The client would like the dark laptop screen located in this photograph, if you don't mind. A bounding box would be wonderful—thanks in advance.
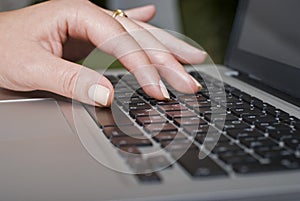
[225,0,300,99]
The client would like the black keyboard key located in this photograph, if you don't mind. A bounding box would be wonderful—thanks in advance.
[166,110,197,120]
[172,150,227,177]
[155,99,180,105]
[129,109,160,118]
[239,137,277,149]
[226,128,264,140]
[157,104,188,113]
[195,134,229,144]
[136,115,167,125]
[255,147,294,160]
[135,172,161,183]
[174,117,207,126]
[219,153,258,165]
[231,107,263,117]
[86,105,133,127]
[215,120,251,131]
[269,130,300,141]
[283,138,300,151]
[183,124,218,135]
[147,155,172,170]
[257,122,292,133]
[124,102,152,111]
[103,126,144,139]
[194,106,225,116]
[161,140,198,152]
[152,131,187,142]
[178,94,207,103]
[243,115,278,125]
[111,136,152,147]
[118,146,141,158]
[211,142,243,154]
[204,113,238,123]
[186,101,211,109]
[144,123,177,133]
[233,162,286,174]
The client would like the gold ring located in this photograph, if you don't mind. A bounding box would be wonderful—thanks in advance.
[112,9,128,19]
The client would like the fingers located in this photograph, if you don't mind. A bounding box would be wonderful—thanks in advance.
[121,5,156,22]
[64,1,169,100]
[102,11,202,93]
[34,52,114,106]
[134,20,207,64]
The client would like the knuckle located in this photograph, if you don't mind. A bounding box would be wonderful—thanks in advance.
[60,69,79,98]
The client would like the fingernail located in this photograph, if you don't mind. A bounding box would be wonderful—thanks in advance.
[159,80,170,99]
[191,76,202,90]
[88,84,110,106]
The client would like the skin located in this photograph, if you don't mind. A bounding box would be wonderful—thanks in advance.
[0,0,206,106]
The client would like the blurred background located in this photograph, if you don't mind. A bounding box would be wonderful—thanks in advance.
[0,0,238,64]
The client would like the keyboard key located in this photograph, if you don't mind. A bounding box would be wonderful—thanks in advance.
[86,105,133,128]
[172,150,227,177]
[215,120,251,131]
[103,126,144,139]
[183,124,218,135]
[211,142,243,154]
[129,109,160,118]
[152,131,187,142]
[219,153,258,165]
[111,136,152,147]
[178,94,207,103]
[123,102,152,111]
[186,101,211,109]
[268,130,300,141]
[158,104,188,113]
[136,115,167,125]
[166,110,197,120]
[195,134,229,144]
[118,146,142,158]
[144,123,177,133]
[226,128,264,140]
[204,113,238,123]
[231,107,263,117]
[255,147,294,160]
[194,106,225,116]
[135,172,162,183]
[239,137,277,149]
[243,115,278,125]
[161,140,198,152]
[147,155,172,170]
[174,117,207,126]
[283,138,300,151]
[232,162,286,174]
[257,122,292,133]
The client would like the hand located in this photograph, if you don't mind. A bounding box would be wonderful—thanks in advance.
[0,0,206,106]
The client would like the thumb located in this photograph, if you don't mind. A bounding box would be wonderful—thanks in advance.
[36,55,114,107]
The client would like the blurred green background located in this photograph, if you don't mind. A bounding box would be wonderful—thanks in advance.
[179,0,238,64]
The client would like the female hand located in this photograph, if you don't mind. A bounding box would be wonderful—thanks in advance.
[0,0,206,106]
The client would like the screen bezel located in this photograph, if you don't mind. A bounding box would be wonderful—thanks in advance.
[225,0,300,99]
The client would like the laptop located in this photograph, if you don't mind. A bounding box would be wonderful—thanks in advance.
[0,0,299,200]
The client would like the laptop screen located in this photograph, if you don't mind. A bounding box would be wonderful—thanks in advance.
[225,0,300,100]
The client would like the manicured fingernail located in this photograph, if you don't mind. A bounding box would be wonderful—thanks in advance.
[88,84,110,106]
[159,80,170,99]
[191,76,202,90]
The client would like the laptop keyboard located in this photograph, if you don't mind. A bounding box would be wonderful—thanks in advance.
[85,71,300,183]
